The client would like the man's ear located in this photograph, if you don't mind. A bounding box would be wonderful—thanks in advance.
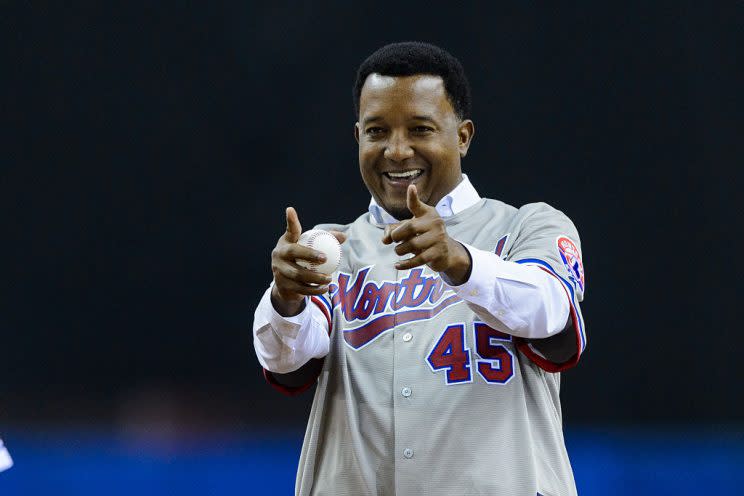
[354,122,361,144]
[457,119,475,157]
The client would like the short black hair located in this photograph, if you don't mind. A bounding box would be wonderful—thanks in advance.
[353,41,472,120]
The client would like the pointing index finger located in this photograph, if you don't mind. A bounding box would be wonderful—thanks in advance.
[382,222,402,244]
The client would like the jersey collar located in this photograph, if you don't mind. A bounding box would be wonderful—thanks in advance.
[368,174,481,226]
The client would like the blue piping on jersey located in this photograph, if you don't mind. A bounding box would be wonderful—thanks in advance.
[516,258,586,352]
[315,293,333,316]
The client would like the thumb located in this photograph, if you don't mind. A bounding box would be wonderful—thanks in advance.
[407,185,429,217]
[285,207,302,242]
[328,230,348,245]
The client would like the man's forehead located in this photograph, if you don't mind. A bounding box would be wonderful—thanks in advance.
[359,73,450,116]
[362,73,444,93]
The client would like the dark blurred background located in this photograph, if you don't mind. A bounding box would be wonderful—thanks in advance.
[2,1,742,494]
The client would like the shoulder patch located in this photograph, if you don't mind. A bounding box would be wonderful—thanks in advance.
[557,236,585,292]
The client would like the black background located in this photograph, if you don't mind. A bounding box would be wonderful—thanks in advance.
[2,2,741,430]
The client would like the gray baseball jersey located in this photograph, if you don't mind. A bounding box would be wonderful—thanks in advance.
[268,198,586,496]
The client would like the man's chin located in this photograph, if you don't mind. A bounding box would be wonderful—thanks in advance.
[386,204,413,221]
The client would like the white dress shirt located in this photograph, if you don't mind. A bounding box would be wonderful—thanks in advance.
[253,175,570,373]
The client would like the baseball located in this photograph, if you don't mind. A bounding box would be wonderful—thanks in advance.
[297,229,342,275]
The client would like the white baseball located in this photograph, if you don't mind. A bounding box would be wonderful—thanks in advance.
[297,229,342,275]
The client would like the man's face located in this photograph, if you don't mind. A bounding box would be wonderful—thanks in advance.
[355,74,474,220]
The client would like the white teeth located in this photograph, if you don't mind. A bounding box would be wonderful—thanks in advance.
[387,170,422,179]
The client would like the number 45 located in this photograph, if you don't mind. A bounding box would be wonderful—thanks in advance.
[426,322,515,385]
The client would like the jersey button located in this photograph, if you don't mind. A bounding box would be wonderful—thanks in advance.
[403,448,414,459]
[402,332,412,342]
[401,387,412,398]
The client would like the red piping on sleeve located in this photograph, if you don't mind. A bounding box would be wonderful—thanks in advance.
[310,296,333,331]
[263,366,323,396]
[263,296,333,396]
[516,266,582,373]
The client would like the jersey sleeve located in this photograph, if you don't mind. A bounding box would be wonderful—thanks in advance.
[504,202,587,372]
[261,293,334,396]
[254,288,333,395]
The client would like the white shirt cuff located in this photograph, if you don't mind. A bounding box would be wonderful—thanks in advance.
[262,289,311,340]
[253,285,331,373]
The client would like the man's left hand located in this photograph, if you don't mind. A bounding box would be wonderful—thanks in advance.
[382,185,472,285]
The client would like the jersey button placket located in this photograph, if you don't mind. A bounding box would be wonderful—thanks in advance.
[392,267,403,487]
[392,266,419,491]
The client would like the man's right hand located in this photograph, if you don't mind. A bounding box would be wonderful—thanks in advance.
[270,207,345,317]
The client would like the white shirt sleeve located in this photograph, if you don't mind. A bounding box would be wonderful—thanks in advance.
[442,242,570,339]
[252,285,331,374]
[0,438,12,473]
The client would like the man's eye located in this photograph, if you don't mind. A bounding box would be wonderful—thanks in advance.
[366,127,384,134]
[412,126,434,133]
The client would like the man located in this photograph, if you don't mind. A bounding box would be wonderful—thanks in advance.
[253,42,586,496]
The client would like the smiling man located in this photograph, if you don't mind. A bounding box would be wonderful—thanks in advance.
[253,42,587,496]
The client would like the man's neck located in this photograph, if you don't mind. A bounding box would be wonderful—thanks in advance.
[368,174,481,225]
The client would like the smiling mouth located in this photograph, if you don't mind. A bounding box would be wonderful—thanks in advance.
[383,170,424,181]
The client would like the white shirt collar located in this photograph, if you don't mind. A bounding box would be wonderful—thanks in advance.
[368,174,481,225]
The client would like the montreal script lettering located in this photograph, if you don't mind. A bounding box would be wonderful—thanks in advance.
[327,268,462,349]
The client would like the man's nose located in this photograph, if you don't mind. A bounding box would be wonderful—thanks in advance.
[383,132,414,162]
